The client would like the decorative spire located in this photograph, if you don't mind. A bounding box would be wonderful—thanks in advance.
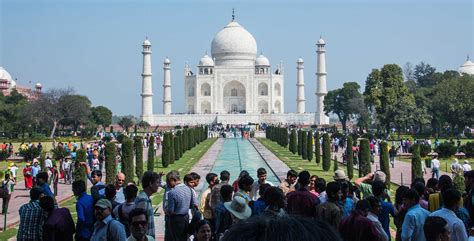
[232,8,235,21]
[468,54,470,61]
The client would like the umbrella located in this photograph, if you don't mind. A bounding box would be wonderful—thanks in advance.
[428,152,438,156]
[455,152,466,157]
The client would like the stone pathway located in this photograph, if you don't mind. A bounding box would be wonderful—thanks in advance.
[249,138,290,182]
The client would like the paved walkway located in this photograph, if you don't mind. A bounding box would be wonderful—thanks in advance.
[249,138,290,182]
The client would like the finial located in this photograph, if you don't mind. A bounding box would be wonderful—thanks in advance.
[232,8,235,21]
[468,54,470,61]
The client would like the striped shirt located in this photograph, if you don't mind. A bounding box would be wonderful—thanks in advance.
[167,183,197,215]
[135,191,155,238]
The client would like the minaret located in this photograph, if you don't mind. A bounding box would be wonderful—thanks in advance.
[315,37,329,124]
[163,57,172,115]
[141,38,153,123]
[296,57,305,113]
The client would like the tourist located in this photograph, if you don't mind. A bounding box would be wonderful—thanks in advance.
[366,196,389,241]
[214,185,234,239]
[90,199,127,241]
[308,175,318,196]
[36,171,54,198]
[412,182,428,210]
[262,186,286,217]
[401,189,430,241]
[23,162,33,190]
[389,145,398,168]
[428,175,452,212]
[333,170,349,183]
[192,220,212,241]
[200,173,219,224]
[32,161,40,186]
[45,156,53,169]
[315,181,343,229]
[233,175,254,204]
[86,169,106,202]
[210,170,230,212]
[451,159,461,175]
[279,169,297,196]
[166,171,198,241]
[462,160,471,172]
[105,184,120,211]
[315,178,327,201]
[250,168,273,201]
[62,158,72,184]
[163,170,180,217]
[127,208,155,241]
[340,199,384,241]
[114,173,126,204]
[232,170,249,192]
[431,154,441,179]
[1,173,14,214]
[354,171,388,198]
[73,180,94,241]
[225,196,252,224]
[372,181,395,240]
[39,195,76,240]
[9,162,18,182]
[250,183,270,216]
[394,186,409,241]
[464,170,474,227]
[51,164,59,196]
[17,187,45,241]
[136,171,161,239]
[221,215,342,241]
[424,216,451,241]
[114,184,138,237]
[340,181,355,218]
[429,188,468,241]
[286,171,318,217]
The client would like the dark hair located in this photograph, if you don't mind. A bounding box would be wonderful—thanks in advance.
[128,208,148,223]
[404,189,420,202]
[424,216,448,241]
[426,178,438,190]
[263,186,285,209]
[30,187,44,200]
[315,178,326,193]
[259,183,271,197]
[39,195,55,212]
[412,177,426,186]
[412,182,425,197]
[395,186,410,206]
[366,196,380,209]
[124,184,138,200]
[220,170,231,181]
[205,173,218,185]
[142,171,161,189]
[238,175,254,190]
[257,168,267,176]
[239,170,249,178]
[36,172,48,181]
[184,174,192,183]
[438,175,452,190]
[355,199,371,211]
[371,180,386,197]
[220,185,234,201]
[190,172,201,180]
[287,169,298,178]
[298,171,311,186]
[166,170,180,181]
[72,180,86,194]
[441,188,461,208]
[220,215,342,241]
[105,184,116,200]
[326,182,341,198]
[192,219,210,236]
[91,170,102,177]
[4,173,10,179]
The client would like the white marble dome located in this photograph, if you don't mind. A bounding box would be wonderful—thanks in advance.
[255,54,270,66]
[211,21,257,66]
[0,66,15,90]
[459,58,474,75]
[297,57,304,63]
[199,54,214,66]
[317,37,325,45]
[164,57,171,64]
[143,39,151,46]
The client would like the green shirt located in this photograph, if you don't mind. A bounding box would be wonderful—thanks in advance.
[359,183,391,199]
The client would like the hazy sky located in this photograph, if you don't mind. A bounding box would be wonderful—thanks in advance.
[1,0,472,116]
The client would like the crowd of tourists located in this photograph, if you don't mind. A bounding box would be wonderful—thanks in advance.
[11,160,474,241]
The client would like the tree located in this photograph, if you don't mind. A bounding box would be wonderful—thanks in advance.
[379,141,390,187]
[359,139,371,176]
[169,133,175,164]
[134,136,144,182]
[289,129,296,154]
[118,117,134,133]
[60,95,92,132]
[307,131,313,162]
[137,120,150,130]
[174,133,181,160]
[315,132,321,165]
[411,144,423,181]
[147,136,155,171]
[414,62,438,88]
[298,130,303,156]
[346,136,354,180]
[74,149,87,183]
[176,130,183,158]
[162,133,171,168]
[403,62,415,82]
[302,131,308,160]
[322,133,331,171]
[121,137,134,184]
[182,128,188,154]
[105,142,116,185]
[91,106,113,129]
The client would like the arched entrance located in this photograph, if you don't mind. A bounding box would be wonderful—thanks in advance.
[258,100,268,113]
[274,101,281,113]
[201,101,211,114]
[223,81,246,113]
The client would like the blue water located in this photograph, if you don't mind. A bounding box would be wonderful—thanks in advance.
[209,138,280,184]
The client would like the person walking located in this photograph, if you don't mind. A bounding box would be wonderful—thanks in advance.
[17,187,46,241]
[73,180,94,241]
[23,162,33,190]
[431,154,441,179]
[32,161,40,186]
[1,173,15,214]
[90,199,127,241]
[36,172,54,198]
[136,171,162,239]
[39,195,76,240]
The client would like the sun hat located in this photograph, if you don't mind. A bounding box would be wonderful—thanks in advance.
[333,170,348,181]
[26,162,31,166]
[374,171,386,183]
[95,199,112,210]
[224,196,252,220]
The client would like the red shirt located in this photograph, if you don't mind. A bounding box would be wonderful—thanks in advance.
[286,188,318,217]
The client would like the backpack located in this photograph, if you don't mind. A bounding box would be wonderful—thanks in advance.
[116,204,131,237]
[91,184,106,203]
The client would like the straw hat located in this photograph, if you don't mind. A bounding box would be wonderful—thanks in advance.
[224,196,252,220]
[333,170,348,181]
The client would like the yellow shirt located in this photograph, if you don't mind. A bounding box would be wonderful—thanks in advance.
[199,187,213,219]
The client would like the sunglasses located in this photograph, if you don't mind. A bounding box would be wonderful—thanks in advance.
[117,179,125,182]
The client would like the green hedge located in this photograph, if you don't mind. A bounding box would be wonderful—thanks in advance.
[105,142,116,185]
[322,133,331,171]
[134,136,144,183]
[359,139,371,176]
[147,136,155,171]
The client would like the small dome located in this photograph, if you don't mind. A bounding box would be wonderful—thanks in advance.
[297,57,304,63]
[199,54,214,66]
[143,39,151,46]
[317,37,326,45]
[459,59,474,75]
[0,67,15,90]
[255,54,270,66]
[35,83,42,88]
[211,21,257,66]
[164,57,171,64]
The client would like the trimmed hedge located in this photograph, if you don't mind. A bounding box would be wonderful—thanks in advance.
[121,137,134,184]
[134,136,144,182]
[359,139,371,176]
[147,136,155,171]
[307,131,313,162]
[105,142,116,185]
[411,144,423,181]
[322,133,331,171]
[315,132,321,165]
[380,141,390,186]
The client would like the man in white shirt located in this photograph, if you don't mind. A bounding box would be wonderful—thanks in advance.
[429,188,468,241]
[250,167,273,201]
[45,156,53,169]
[462,160,471,172]
[431,155,441,179]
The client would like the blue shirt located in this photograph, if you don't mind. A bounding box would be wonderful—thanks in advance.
[76,192,94,239]
[251,199,267,216]
[90,215,127,241]
[430,208,468,241]
[31,166,40,177]
[40,183,54,197]
[167,183,196,215]
[378,200,395,241]
[341,197,354,218]
[401,204,430,241]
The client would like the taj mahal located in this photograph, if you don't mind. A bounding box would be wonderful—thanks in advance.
[140,15,330,126]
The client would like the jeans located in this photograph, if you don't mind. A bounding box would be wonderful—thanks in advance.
[432,168,440,179]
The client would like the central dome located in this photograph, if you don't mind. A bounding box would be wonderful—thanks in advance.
[211,21,257,66]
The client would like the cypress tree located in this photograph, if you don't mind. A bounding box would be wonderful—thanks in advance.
[161,133,169,168]
[134,136,144,183]
[289,129,296,154]
[346,136,354,180]
[105,142,116,184]
[147,136,155,171]
[182,128,187,154]
[188,128,193,150]
[74,149,87,183]
[322,133,331,171]
[170,133,175,164]
[298,130,303,156]
[315,132,321,165]
[109,126,114,134]
[359,139,371,177]
[284,128,289,147]
[175,132,181,159]
[121,137,134,184]
[307,131,313,162]
[411,144,423,182]
[302,131,308,159]
[379,141,390,186]
[204,126,208,140]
